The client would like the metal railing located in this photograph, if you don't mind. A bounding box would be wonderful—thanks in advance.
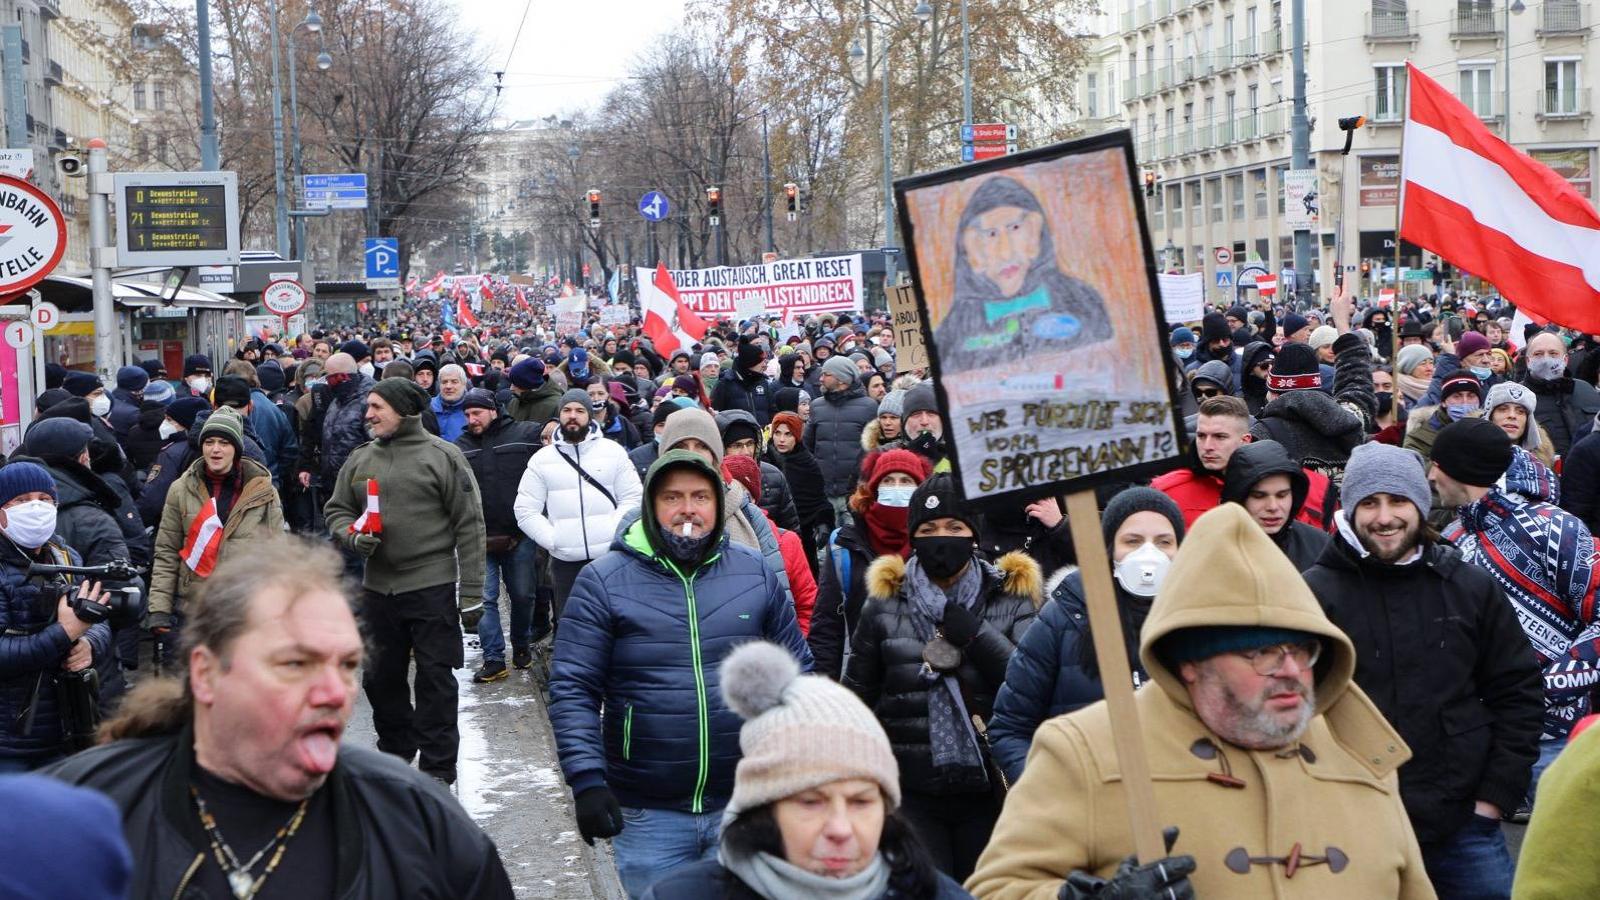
[1539,1,1589,33]
[1261,29,1283,54]
[1125,76,1139,101]
[1235,34,1258,60]
[1140,71,1155,95]
[1194,122,1213,149]
[1237,112,1259,141]
[1160,62,1175,89]
[1121,9,1136,31]
[1261,106,1287,135]
[1537,86,1591,117]
[1366,10,1419,40]
[1162,133,1176,158]
[44,59,62,86]
[1179,58,1195,81]
[1217,119,1236,144]
[1451,6,1500,37]
[1196,49,1215,75]
[37,0,59,19]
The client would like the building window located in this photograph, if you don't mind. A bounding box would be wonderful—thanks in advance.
[1545,59,1580,115]
[133,81,145,110]
[1374,64,1406,121]
[1168,183,1184,229]
[1208,177,1223,223]
[152,82,165,110]
[1190,180,1203,211]
[155,134,168,164]
[1252,168,1268,217]
[1459,65,1495,118]
[1229,174,1245,220]
[1087,72,1099,118]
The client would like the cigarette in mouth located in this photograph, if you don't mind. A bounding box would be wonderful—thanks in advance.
[681,521,693,537]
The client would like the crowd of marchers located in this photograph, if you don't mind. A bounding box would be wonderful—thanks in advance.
[2,279,1599,900]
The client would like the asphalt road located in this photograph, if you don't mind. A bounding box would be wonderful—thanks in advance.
[344,641,625,900]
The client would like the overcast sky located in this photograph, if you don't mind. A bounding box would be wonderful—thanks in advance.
[453,0,689,123]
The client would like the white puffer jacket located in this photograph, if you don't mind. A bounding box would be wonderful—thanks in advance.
[514,425,643,562]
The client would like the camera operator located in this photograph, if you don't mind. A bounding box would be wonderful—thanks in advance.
[0,461,112,773]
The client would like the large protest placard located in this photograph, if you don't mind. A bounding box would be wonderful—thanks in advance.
[886,285,928,372]
[895,129,1186,506]
[1157,272,1205,323]
[637,253,863,321]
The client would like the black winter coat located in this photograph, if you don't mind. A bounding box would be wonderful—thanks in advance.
[806,382,879,497]
[1560,426,1600,530]
[43,727,515,899]
[1524,374,1600,457]
[297,375,374,487]
[455,416,542,539]
[124,402,168,472]
[770,444,832,532]
[107,389,141,440]
[628,440,660,480]
[712,370,776,426]
[1220,439,1329,571]
[1250,333,1373,486]
[843,552,1041,794]
[1302,534,1544,843]
[808,520,875,680]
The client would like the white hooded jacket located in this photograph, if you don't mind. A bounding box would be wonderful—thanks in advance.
[514,424,642,562]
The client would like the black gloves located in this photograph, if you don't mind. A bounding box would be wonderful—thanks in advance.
[1058,827,1196,900]
[574,786,623,846]
[941,600,983,647]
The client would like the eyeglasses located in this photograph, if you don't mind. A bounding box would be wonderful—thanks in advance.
[1234,639,1321,676]
[1195,388,1223,399]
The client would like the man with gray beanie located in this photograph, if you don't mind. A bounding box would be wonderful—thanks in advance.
[1303,440,1542,897]
[805,355,879,521]
[514,387,641,631]
[1433,417,1600,819]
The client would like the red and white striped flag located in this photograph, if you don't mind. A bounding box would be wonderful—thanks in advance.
[641,262,709,356]
[349,479,382,535]
[1401,61,1600,331]
[457,295,480,328]
[1254,274,1277,297]
[180,498,225,577]
[515,285,531,311]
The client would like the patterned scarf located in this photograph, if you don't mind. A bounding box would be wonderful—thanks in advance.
[903,557,987,785]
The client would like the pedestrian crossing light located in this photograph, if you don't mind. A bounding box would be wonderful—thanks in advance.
[784,182,798,221]
[707,186,722,226]
[587,189,602,228]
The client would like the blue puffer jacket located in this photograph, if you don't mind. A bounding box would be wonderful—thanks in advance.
[431,394,468,443]
[248,389,298,487]
[549,454,813,814]
[0,536,110,764]
[987,571,1149,783]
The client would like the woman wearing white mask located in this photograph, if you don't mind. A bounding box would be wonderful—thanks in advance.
[987,487,1184,784]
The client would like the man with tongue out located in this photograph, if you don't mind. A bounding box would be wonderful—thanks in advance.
[45,537,514,899]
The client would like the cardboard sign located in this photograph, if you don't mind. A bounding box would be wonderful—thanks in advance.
[886,285,929,372]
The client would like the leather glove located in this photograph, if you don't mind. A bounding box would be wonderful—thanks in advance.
[1058,827,1195,900]
[146,611,175,634]
[941,600,983,647]
[574,786,623,846]
[460,603,484,632]
[350,533,381,558]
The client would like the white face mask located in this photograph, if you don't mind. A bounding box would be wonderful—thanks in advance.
[1113,541,1172,598]
[2,500,57,550]
[89,394,111,417]
[358,362,376,378]
[188,377,211,395]
[159,420,181,440]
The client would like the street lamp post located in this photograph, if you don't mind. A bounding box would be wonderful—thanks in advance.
[961,0,971,128]
[851,3,932,290]
[286,9,330,261]
[1504,0,1526,143]
[266,0,290,259]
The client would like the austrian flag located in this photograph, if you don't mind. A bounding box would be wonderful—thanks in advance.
[180,498,224,577]
[1400,61,1600,332]
[350,479,382,535]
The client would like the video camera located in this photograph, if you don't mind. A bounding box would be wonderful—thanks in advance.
[28,559,145,628]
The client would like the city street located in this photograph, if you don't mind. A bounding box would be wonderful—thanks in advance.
[343,642,624,900]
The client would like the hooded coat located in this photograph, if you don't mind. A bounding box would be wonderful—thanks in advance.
[968,505,1435,899]
[931,176,1112,371]
[507,380,563,425]
[1250,333,1373,486]
[1221,440,1330,571]
[548,450,813,814]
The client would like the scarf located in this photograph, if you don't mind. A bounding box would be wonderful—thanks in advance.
[903,557,987,786]
[205,466,244,522]
[721,848,889,900]
[862,503,912,559]
[1397,372,1431,404]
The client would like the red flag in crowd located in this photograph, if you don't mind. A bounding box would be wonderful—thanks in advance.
[349,480,382,535]
[457,294,480,328]
[642,262,709,356]
[180,498,224,576]
[516,286,531,311]
[1400,61,1600,331]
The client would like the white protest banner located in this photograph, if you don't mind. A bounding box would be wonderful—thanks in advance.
[1157,272,1204,323]
[648,253,863,320]
[599,305,632,326]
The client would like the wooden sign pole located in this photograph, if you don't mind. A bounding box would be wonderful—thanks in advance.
[1064,490,1166,864]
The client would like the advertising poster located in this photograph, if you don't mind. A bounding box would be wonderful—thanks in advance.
[895,130,1186,505]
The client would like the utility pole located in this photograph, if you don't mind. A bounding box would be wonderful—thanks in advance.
[265,0,290,259]
[881,46,895,285]
[198,0,219,170]
[1290,0,1311,304]
[87,139,119,383]
[961,0,971,127]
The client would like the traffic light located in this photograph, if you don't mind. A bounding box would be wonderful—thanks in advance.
[586,189,601,228]
[1360,260,1371,275]
[1144,172,1157,198]
[784,182,798,220]
[706,185,722,226]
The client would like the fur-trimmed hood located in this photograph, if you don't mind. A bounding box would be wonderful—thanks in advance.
[860,417,903,452]
[865,549,1044,609]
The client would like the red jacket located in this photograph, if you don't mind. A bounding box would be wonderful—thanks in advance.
[763,511,817,635]
[1154,463,1333,530]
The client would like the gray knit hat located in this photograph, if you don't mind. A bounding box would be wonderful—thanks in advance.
[720,641,900,818]
[558,388,591,414]
[1396,344,1434,376]
[878,389,906,419]
[820,354,858,385]
[1342,442,1431,516]
[1308,325,1339,351]
[1484,381,1540,451]
[659,406,725,466]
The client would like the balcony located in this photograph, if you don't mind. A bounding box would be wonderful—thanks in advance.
[1140,71,1155,95]
[1157,0,1174,17]
[1195,49,1215,75]
[43,59,61,86]
[50,128,67,150]
[1159,62,1175,89]
[1161,133,1176,158]
[1121,9,1135,31]
[1179,58,1194,81]
[1217,119,1236,144]
[1194,122,1213,149]
[1538,1,1590,34]
[1140,0,1156,26]
[1260,106,1287,135]
[1451,7,1501,39]
[1237,112,1260,141]
[1261,29,1283,54]
[1124,76,1139,100]
[1366,10,1419,41]
[37,0,59,19]
[1537,87,1592,119]
[1235,34,1258,61]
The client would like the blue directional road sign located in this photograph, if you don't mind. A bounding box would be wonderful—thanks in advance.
[364,237,400,289]
[638,191,671,222]
[303,173,368,210]
[1216,269,1233,288]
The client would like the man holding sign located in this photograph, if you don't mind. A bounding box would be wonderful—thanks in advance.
[968,504,1433,898]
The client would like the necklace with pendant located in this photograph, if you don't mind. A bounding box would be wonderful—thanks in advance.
[191,785,311,899]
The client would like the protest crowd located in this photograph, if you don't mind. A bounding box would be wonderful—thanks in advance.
[3,257,1600,900]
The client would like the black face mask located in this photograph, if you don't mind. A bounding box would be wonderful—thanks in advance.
[1375,390,1395,417]
[658,524,713,566]
[910,431,942,457]
[915,535,974,580]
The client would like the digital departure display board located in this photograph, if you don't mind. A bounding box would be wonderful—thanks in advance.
[114,172,241,266]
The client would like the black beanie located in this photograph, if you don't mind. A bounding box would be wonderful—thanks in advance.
[1100,486,1186,548]
[907,473,979,536]
[652,401,682,429]
[1200,312,1231,344]
[736,341,765,373]
[1432,418,1513,488]
[902,383,939,420]
[1267,343,1322,392]
[370,378,429,417]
